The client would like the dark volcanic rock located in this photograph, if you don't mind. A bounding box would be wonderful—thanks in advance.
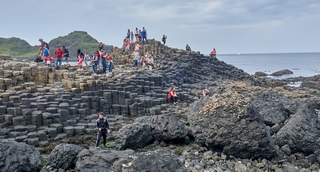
[45,144,83,170]
[0,139,43,172]
[188,91,276,159]
[111,150,190,172]
[271,69,293,76]
[252,92,290,126]
[75,148,135,172]
[275,103,320,153]
[254,71,268,76]
[116,114,188,150]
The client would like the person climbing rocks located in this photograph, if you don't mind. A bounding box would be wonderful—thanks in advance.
[134,43,140,53]
[84,52,90,66]
[62,45,70,66]
[95,112,111,148]
[162,35,167,45]
[54,46,63,69]
[141,27,148,44]
[38,38,49,51]
[186,44,191,51]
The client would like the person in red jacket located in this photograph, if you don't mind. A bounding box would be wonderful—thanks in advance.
[54,46,64,69]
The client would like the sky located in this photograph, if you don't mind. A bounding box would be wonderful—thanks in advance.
[0,0,320,54]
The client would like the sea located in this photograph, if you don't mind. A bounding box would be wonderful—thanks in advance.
[217,52,320,79]
[69,52,320,79]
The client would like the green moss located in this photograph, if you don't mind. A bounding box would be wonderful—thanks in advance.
[99,141,116,150]
[43,157,48,166]
[188,140,197,146]
[174,147,184,155]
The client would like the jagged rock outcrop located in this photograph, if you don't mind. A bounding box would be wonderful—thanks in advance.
[116,114,188,150]
[275,103,320,153]
[75,148,135,172]
[252,92,290,126]
[111,150,190,172]
[0,139,43,172]
[188,91,276,159]
[44,144,83,170]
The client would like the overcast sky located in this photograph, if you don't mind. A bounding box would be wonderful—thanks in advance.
[1,0,319,54]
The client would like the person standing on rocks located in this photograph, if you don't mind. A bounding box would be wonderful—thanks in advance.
[101,51,107,74]
[135,28,139,42]
[186,44,191,51]
[62,46,70,66]
[95,112,111,148]
[54,46,63,69]
[106,52,113,73]
[77,49,84,71]
[134,43,140,53]
[43,44,50,65]
[84,52,90,66]
[38,38,49,51]
[126,29,130,39]
[130,31,134,43]
[91,52,99,75]
[99,42,104,51]
[162,35,167,45]
[131,50,139,66]
[141,27,148,44]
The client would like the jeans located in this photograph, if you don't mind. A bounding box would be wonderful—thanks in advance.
[142,36,148,44]
[92,63,97,74]
[109,62,113,72]
[134,60,138,66]
[55,58,62,69]
[101,60,107,74]
[95,131,106,147]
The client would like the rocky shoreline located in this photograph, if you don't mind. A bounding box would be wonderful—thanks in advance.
[1,40,320,172]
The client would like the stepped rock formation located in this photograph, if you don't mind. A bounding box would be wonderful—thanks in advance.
[188,91,276,159]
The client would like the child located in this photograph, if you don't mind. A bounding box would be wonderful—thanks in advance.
[45,56,54,67]
[77,49,84,70]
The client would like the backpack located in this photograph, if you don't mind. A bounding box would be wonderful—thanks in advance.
[167,91,171,99]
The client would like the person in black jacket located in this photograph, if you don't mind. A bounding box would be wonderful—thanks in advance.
[95,112,111,148]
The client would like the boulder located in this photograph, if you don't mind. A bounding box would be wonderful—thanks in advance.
[254,71,268,76]
[271,69,293,76]
[252,92,290,126]
[75,147,135,172]
[0,139,43,172]
[115,114,188,150]
[111,150,190,172]
[46,143,83,170]
[275,103,320,153]
[188,91,276,159]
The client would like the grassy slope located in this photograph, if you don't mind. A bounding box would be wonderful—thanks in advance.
[0,31,99,58]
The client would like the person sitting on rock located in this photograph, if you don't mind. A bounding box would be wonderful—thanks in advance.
[147,56,154,70]
[95,112,111,148]
[45,56,54,67]
[137,56,143,66]
[169,87,178,104]
[203,88,210,96]
[186,44,191,51]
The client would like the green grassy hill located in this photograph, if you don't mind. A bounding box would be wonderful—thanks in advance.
[0,37,38,57]
[0,31,100,59]
[49,31,99,58]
